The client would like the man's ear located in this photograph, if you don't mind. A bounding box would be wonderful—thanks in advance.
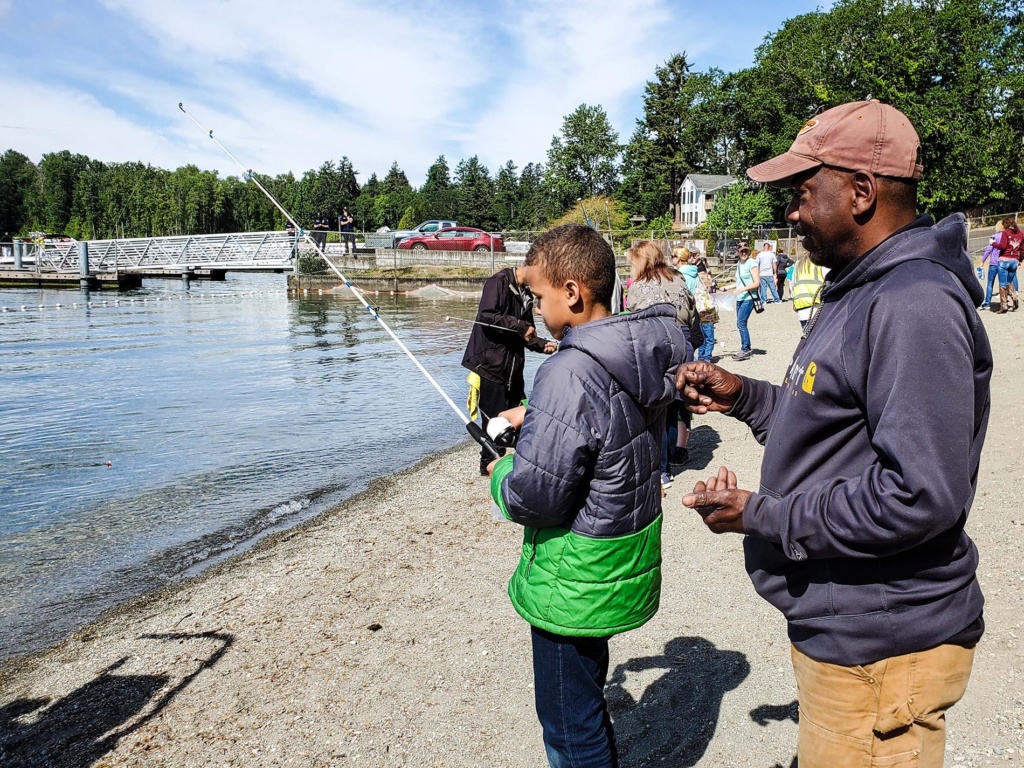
[851,170,878,217]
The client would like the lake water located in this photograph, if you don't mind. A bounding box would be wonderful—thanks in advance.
[0,273,538,661]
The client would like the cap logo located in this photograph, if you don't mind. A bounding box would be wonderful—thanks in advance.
[797,119,818,136]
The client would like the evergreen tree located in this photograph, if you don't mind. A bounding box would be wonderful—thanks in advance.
[378,162,414,228]
[545,104,621,211]
[454,156,496,229]
[0,150,38,235]
[421,155,457,219]
[493,160,519,229]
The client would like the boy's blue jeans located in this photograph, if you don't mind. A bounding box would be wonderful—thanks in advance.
[984,264,998,305]
[532,626,619,768]
[697,322,716,361]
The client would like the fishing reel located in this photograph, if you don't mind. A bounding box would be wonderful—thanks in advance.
[486,416,518,448]
[465,416,519,461]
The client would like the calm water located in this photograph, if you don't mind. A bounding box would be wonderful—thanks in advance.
[0,273,537,661]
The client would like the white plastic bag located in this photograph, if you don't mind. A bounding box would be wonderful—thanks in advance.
[713,292,737,313]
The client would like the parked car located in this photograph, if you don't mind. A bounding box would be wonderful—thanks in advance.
[398,227,505,253]
[712,238,741,263]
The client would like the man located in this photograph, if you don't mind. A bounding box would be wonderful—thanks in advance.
[677,100,991,768]
[313,214,330,252]
[461,266,555,476]
[339,207,355,254]
[774,248,792,300]
[755,241,780,303]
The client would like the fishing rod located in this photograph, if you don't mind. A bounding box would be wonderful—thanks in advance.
[443,315,521,334]
[177,103,502,460]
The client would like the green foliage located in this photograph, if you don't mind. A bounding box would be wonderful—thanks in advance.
[705,184,774,230]
[0,150,38,235]
[646,212,675,232]
[618,56,732,222]
[397,206,419,229]
[546,196,629,231]
[545,104,621,210]
[726,0,1024,215]
[455,156,496,229]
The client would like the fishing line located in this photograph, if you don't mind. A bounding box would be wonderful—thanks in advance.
[443,315,520,334]
[177,103,501,459]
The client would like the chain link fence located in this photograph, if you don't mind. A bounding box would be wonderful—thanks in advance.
[294,226,809,283]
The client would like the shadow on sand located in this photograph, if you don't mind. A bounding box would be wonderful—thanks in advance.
[608,635,750,767]
[0,630,233,768]
[681,424,722,473]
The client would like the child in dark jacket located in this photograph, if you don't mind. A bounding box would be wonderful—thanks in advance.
[487,225,691,767]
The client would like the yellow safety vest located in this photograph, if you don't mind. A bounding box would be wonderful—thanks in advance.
[791,259,826,311]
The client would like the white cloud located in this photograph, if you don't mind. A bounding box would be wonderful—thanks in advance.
[0,74,186,168]
[0,0,10,20]
[1,0,823,186]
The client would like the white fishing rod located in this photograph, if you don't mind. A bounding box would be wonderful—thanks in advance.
[178,102,502,459]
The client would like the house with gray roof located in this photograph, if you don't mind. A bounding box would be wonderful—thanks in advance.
[677,173,737,231]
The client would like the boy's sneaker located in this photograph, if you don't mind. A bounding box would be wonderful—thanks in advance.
[660,472,673,488]
[734,349,753,361]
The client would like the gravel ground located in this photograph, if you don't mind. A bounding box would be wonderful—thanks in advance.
[1,301,1022,768]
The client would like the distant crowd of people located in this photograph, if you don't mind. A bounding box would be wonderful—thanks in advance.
[460,100,990,768]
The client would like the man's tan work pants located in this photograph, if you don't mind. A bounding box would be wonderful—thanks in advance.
[792,642,975,767]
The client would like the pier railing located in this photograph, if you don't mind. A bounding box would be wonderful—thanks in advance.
[32,231,299,274]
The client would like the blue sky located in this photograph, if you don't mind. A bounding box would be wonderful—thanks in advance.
[0,0,825,185]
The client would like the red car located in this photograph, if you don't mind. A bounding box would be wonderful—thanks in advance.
[397,227,505,253]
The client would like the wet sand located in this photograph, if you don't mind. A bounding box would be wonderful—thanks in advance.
[1,302,1022,767]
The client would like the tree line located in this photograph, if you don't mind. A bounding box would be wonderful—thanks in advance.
[1,0,1021,240]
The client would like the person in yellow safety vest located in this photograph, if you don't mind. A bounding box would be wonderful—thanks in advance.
[791,256,828,330]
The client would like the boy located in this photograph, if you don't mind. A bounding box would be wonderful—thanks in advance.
[487,225,691,767]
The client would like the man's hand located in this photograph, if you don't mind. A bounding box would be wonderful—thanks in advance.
[497,405,527,430]
[523,326,537,342]
[486,458,499,476]
[676,362,743,414]
[680,466,751,534]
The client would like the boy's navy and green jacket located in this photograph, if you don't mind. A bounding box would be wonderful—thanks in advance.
[732,214,991,666]
[490,304,691,637]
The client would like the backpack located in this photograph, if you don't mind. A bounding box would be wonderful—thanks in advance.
[692,277,719,324]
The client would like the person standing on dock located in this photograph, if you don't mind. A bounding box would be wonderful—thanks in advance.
[313,214,330,253]
[461,266,554,476]
[339,208,355,254]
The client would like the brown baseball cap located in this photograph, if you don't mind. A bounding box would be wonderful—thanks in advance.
[747,100,923,186]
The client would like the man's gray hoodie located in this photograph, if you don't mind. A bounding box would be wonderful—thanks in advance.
[730,214,992,665]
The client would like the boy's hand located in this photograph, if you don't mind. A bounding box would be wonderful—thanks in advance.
[485,458,500,476]
[497,405,527,430]
[681,466,750,534]
[542,340,557,354]
[677,362,742,414]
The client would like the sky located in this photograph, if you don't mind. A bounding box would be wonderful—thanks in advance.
[0,0,825,186]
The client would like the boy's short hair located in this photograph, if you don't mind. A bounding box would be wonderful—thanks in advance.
[525,225,616,309]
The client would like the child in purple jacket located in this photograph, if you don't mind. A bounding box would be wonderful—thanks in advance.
[982,234,1000,307]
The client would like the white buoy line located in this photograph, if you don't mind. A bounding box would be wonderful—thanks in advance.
[0,290,290,313]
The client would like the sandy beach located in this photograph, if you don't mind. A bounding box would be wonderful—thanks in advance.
[2,301,1022,768]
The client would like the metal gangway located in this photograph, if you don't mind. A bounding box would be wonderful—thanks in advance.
[32,231,298,275]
